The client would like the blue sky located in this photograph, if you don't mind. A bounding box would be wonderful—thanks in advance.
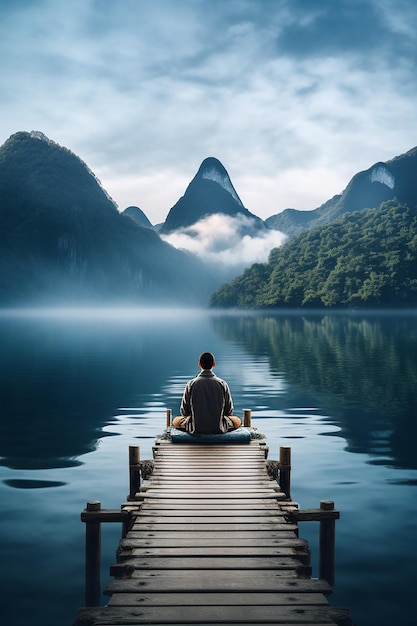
[1,0,417,223]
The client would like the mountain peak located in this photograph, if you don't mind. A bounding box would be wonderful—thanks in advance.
[122,205,153,229]
[5,130,116,207]
[159,157,262,234]
[29,130,58,146]
[197,157,243,206]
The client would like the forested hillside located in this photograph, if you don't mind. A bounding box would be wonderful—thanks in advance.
[210,200,417,308]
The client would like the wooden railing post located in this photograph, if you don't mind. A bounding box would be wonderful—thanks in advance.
[81,504,134,605]
[128,445,140,500]
[319,500,336,586]
[84,501,101,607]
[243,409,252,427]
[166,408,172,428]
[279,446,291,497]
[289,501,340,587]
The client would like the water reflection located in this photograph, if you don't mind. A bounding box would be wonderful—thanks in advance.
[211,311,417,469]
[2,309,417,472]
[0,308,416,626]
[3,479,67,489]
[0,310,203,469]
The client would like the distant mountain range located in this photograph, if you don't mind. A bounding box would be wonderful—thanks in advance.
[266,147,417,237]
[130,146,417,243]
[1,129,417,307]
[0,132,217,305]
[121,147,417,243]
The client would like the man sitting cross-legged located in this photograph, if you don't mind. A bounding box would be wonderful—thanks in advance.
[172,351,242,434]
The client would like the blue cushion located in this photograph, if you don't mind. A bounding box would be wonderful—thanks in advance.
[170,427,252,444]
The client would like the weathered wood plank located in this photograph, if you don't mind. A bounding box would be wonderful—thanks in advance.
[153,454,265,459]
[139,500,281,507]
[150,474,273,480]
[143,481,278,488]
[107,591,328,607]
[152,465,270,469]
[153,455,268,460]
[132,511,285,525]
[154,449,264,453]
[110,556,310,574]
[154,443,262,450]
[153,467,270,471]
[77,616,337,626]
[135,510,286,517]
[121,568,302,580]
[77,615,338,626]
[125,530,299,540]
[153,457,266,463]
[152,464,267,470]
[134,504,284,514]
[86,604,340,624]
[147,482,277,488]
[148,482,276,488]
[144,482,277,488]
[105,572,332,594]
[154,451,264,457]
[153,463,268,468]
[141,492,281,499]
[139,505,282,512]
[118,537,307,549]
[128,522,297,533]
[142,488,280,494]
[151,474,270,479]
[137,498,284,505]
[291,509,340,522]
[155,451,265,455]
[153,459,269,464]
[119,546,309,557]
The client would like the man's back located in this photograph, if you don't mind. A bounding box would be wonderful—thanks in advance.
[180,370,233,434]
[172,351,241,435]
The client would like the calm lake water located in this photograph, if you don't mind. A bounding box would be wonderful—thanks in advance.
[0,308,416,626]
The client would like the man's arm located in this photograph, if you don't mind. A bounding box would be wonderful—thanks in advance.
[180,381,192,417]
[223,382,234,417]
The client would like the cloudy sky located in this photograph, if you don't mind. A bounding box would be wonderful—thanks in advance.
[1,0,417,224]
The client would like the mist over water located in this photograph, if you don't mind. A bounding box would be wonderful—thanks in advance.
[0,307,416,626]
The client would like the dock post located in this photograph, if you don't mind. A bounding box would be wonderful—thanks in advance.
[279,446,291,497]
[243,409,252,427]
[166,408,172,428]
[128,445,141,500]
[85,501,101,607]
[319,500,336,586]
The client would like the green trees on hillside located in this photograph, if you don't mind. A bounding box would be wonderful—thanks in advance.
[210,200,417,308]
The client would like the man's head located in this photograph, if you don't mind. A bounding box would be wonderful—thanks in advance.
[198,351,215,370]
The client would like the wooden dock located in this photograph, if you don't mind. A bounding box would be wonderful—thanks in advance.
[74,434,354,625]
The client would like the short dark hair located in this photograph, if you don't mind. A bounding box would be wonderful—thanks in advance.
[199,352,215,369]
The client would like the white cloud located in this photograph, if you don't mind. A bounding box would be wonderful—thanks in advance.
[161,214,287,268]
